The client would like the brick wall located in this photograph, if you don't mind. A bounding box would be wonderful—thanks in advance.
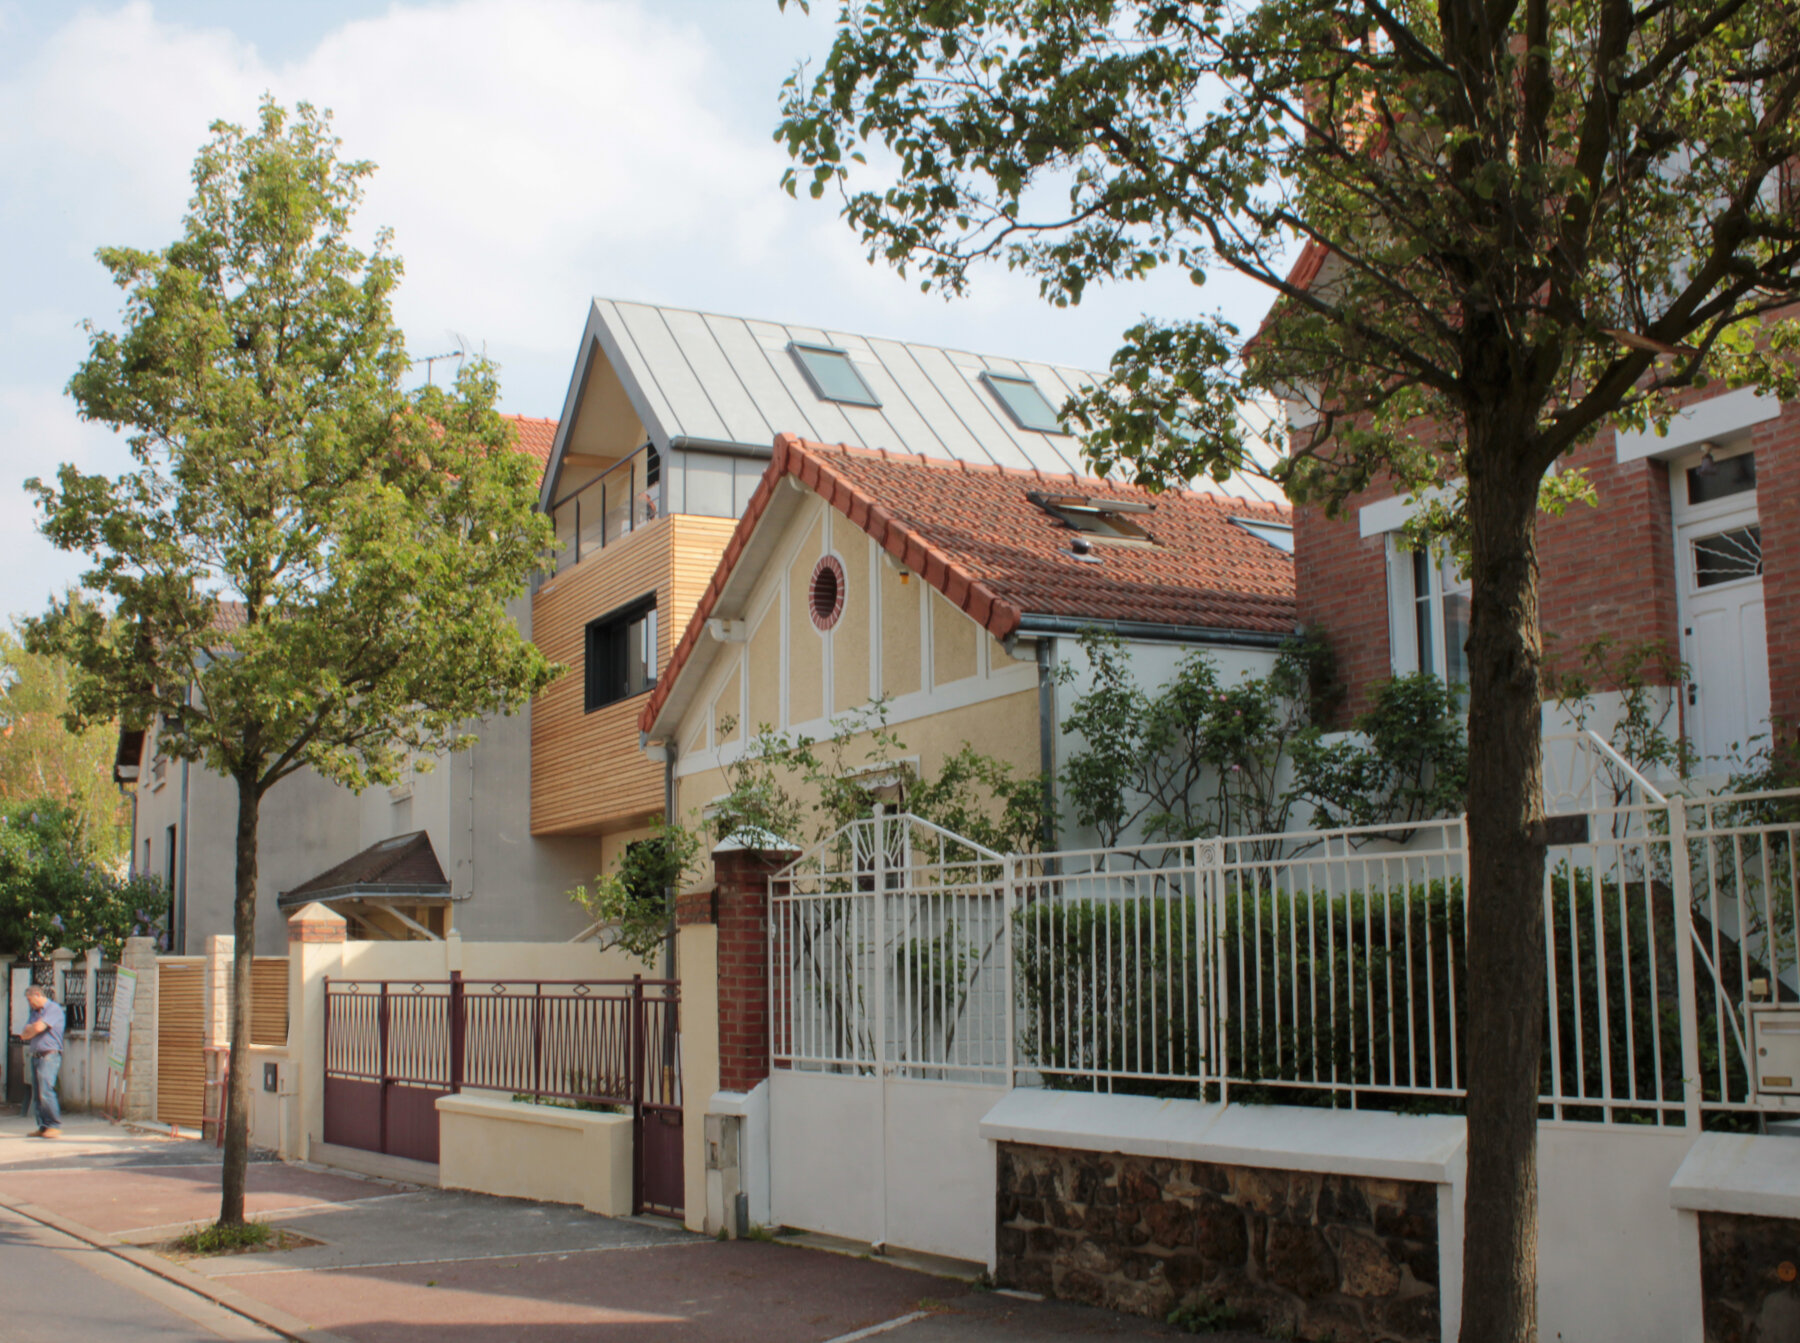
[1757,408,1800,744]
[1291,402,1800,726]
[707,846,796,1094]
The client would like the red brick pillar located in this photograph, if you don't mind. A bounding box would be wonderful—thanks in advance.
[708,842,797,1094]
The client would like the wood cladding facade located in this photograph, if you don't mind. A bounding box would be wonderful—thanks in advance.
[531,513,738,835]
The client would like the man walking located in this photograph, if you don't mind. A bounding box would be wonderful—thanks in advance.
[19,985,64,1138]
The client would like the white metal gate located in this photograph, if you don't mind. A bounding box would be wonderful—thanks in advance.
[767,809,1010,1260]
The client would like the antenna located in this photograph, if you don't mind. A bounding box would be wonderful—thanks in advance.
[412,350,459,386]
[411,334,472,386]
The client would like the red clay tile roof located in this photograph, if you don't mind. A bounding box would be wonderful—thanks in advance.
[504,414,557,478]
[640,434,1295,734]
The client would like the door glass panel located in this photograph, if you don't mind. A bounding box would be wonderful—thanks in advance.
[1693,525,1762,588]
[1686,451,1756,505]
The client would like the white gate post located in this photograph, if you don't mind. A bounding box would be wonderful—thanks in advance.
[1002,854,1016,1086]
[871,805,889,1251]
[1668,802,1705,1129]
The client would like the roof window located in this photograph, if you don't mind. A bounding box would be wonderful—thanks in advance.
[982,371,1064,433]
[790,342,881,408]
[1231,517,1295,554]
[1028,491,1156,543]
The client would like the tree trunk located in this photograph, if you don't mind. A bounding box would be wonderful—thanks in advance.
[1458,423,1550,1343]
[218,772,262,1227]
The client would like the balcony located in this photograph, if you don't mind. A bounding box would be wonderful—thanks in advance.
[549,443,660,573]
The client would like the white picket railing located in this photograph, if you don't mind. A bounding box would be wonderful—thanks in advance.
[768,780,1800,1127]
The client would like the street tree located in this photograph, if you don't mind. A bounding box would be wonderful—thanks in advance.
[777,2,1800,1337]
[28,100,557,1227]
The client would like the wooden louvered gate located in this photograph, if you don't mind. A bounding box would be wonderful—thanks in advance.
[156,959,206,1128]
[251,957,289,1045]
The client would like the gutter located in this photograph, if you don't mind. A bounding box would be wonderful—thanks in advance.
[666,435,773,460]
[1013,614,1293,650]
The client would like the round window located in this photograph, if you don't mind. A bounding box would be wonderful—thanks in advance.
[809,554,846,631]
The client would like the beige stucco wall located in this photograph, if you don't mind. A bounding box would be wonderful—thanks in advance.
[670,490,1043,833]
[437,1093,632,1216]
[674,689,1040,842]
[678,922,720,1232]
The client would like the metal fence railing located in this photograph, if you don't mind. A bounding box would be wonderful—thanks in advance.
[323,974,678,1112]
[771,783,1800,1129]
[771,810,1010,1084]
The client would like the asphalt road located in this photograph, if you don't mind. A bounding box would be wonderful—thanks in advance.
[0,1204,278,1342]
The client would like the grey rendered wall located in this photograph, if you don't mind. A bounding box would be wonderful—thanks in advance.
[131,593,609,952]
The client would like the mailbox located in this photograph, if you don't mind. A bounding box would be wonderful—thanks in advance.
[1750,1004,1800,1098]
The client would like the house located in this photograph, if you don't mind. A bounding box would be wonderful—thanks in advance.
[120,297,1285,950]
[636,431,1297,845]
[1293,380,1790,770]
[531,297,1287,862]
[116,415,608,952]
[1273,232,1791,772]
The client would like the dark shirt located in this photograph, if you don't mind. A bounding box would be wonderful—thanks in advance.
[25,999,64,1055]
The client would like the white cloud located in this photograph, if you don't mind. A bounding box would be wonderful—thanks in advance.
[0,0,1277,621]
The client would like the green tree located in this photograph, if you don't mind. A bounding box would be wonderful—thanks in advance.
[0,622,130,866]
[28,101,557,1229]
[0,799,163,958]
[777,4,1800,1336]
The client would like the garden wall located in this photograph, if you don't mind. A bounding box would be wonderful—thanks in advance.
[997,1143,1440,1342]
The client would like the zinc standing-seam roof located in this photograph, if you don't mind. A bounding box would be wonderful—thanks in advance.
[552,298,1286,506]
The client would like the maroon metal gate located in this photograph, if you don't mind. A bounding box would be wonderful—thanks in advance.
[322,974,683,1214]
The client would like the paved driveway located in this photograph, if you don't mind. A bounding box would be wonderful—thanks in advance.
[0,1113,1261,1343]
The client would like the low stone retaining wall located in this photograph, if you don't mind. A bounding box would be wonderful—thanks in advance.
[1699,1211,1800,1342]
[996,1142,1439,1343]
[437,1094,633,1216]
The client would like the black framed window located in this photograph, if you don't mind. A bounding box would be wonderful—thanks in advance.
[585,597,658,711]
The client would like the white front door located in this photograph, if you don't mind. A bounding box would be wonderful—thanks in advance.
[1674,448,1770,768]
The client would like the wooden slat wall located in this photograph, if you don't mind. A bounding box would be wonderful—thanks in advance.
[156,961,206,1128]
[250,957,288,1046]
[530,515,737,835]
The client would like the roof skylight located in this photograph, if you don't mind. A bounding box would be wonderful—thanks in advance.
[1231,517,1295,554]
[982,371,1064,433]
[790,342,882,408]
[1028,491,1156,543]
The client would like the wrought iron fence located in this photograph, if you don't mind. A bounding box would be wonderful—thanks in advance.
[323,974,678,1110]
[771,810,1011,1083]
[770,782,1800,1129]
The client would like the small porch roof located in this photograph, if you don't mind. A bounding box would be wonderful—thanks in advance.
[276,831,452,909]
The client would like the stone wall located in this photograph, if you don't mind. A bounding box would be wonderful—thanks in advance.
[996,1143,1440,1343]
[1700,1211,1800,1343]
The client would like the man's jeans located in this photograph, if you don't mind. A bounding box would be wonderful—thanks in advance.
[29,1051,61,1130]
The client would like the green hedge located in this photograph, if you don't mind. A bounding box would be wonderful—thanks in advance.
[1012,868,1753,1121]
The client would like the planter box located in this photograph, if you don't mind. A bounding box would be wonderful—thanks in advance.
[436,1093,633,1216]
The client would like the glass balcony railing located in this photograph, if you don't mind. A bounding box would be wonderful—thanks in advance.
[549,443,661,572]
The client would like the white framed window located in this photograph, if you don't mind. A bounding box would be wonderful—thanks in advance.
[1386,538,1470,683]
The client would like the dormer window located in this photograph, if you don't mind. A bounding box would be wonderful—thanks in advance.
[982,371,1063,433]
[1231,517,1295,554]
[1027,491,1156,543]
[790,343,881,407]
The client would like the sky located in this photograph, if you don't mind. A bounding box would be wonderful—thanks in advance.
[0,0,1279,623]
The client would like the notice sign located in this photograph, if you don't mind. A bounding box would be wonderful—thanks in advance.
[107,967,138,1073]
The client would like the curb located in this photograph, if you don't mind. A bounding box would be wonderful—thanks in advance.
[0,1195,353,1343]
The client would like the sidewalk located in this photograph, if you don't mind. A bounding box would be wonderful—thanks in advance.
[0,1112,1243,1342]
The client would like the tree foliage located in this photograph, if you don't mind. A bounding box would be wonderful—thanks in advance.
[0,799,164,959]
[703,701,1044,856]
[28,99,558,1228]
[0,621,131,868]
[1057,631,1332,847]
[777,3,1800,1335]
[1290,672,1469,830]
